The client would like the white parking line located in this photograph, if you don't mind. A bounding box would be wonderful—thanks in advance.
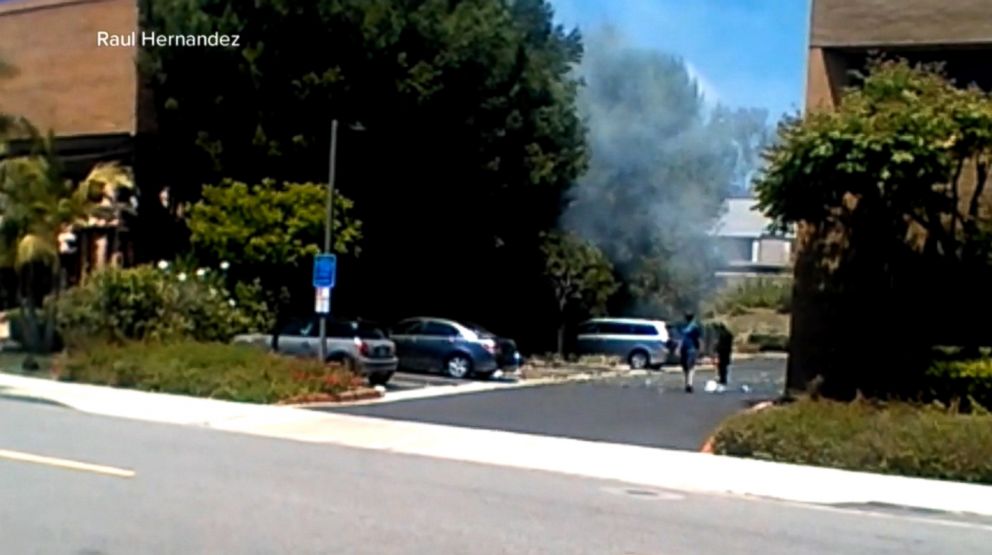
[0,449,135,478]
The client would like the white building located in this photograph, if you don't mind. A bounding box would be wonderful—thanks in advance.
[711,197,794,283]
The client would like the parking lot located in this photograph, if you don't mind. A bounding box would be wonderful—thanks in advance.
[322,357,786,451]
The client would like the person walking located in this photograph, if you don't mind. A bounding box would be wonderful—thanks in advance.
[679,312,702,393]
[716,324,734,389]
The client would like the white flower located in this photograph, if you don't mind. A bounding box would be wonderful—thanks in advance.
[228,299,237,307]
[220,261,230,271]
[177,272,188,282]
[157,260,169,270]
[196,268,208,278]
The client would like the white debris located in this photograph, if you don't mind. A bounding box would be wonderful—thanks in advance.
[704,380,719,393]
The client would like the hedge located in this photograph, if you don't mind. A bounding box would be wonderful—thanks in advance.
[712,399,992,485]
[925,358,992,413]
[56,341,365,404]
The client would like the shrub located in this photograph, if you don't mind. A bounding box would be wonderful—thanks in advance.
[51,264,269,346]
[713,278,792,315]
[748,333,789,352]
[925,359,992,413]
[712,399,992,484]
[57,340,364,404]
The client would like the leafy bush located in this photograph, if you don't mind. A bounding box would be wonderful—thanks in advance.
[713,278,792,315]
[52,264,270,346]
[57,341,364,404]
[712,399,992,484]
[748,333,789,352]
[925,359,992,413]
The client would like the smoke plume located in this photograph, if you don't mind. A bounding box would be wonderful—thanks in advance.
[562,27,769,316]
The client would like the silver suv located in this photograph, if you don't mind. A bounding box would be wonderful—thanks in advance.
[574,318,671,369]
[232,319,398,386]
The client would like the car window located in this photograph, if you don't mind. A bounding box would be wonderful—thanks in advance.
[630,324,658,336]
[577,322,599,335]
[422,321,459,337]
[326,322,355,338]
[281,320,313,337]
[341,322,386,339]
[392,320,423,335]
[598,322,628,335]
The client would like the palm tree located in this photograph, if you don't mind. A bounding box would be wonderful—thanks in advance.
[0,128,132,353]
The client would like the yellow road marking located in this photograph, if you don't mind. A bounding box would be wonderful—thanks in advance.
[0,449,135,478]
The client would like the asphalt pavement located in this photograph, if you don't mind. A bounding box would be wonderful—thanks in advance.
[3,397,991,554]
[327,358,786,451]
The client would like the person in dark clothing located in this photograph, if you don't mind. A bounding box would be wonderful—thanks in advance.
[716,324,734,386]
[679,312,702,393]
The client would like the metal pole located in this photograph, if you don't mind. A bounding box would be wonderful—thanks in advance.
[319,119,338,361]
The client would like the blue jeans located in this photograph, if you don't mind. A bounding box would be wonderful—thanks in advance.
[680,349,698,372]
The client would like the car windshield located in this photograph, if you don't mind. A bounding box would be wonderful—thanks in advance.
[463,322,496,338]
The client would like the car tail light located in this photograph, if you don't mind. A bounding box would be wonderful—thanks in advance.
[355,338,370,356]
[481,339,496,354]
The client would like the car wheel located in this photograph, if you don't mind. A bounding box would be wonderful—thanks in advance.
[628,350,649,370]
[368,371,393,387]
[444,354,473,379]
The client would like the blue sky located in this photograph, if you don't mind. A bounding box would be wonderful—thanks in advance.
[551,0,811,119]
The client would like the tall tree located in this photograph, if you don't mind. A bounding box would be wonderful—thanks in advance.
[0,129,131,352]
[540,231,618,354]
[709,106,775,196]
[756,59,992,399]
[141,0,586,348]
[187,178,361,350]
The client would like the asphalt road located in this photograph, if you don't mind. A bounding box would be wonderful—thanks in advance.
[2,398,990,554]
[328,358,786,451]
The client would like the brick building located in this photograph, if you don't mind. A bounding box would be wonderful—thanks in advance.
[0,0,154,280]
[807,0,992,110]
[0,0,144,170]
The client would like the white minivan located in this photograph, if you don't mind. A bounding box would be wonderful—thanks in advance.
[574,318,672,369]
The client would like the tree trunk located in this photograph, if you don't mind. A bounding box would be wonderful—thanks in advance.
[557,325,565,357]
[42,262,66,352]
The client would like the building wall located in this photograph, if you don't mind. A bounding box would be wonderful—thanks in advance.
[812,0,992,48]
[758,238,792,266]
[807,0,992,111]
[0,0,139,137]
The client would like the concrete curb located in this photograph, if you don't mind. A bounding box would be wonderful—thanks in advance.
[4,372,991,518]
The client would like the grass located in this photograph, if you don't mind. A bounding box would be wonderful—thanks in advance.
[56,340,367,404]
[712,398,992,484]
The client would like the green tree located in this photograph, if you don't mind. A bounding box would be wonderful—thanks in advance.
[540,231,619,354]
[141,0,586,345]
[0,130,131,352]
[187,179,361,350]
[755,59,992,399]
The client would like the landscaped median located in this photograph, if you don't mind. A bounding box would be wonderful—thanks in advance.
[49,340,380,405]
[709,398,992,485]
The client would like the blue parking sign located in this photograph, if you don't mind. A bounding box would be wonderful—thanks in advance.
[313,254,336,288]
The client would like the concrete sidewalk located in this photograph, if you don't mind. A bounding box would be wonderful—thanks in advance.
[3,372,992,518]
